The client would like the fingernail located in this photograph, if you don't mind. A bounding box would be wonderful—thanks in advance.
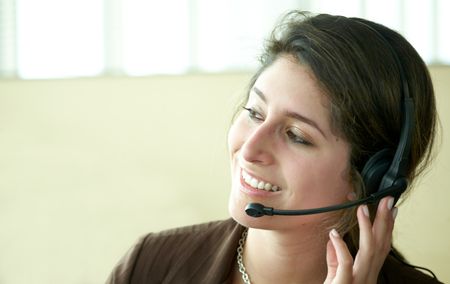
[392,207,398,220]
[362,205,370,217]
[330,228,340,238]
[387,197,395,210]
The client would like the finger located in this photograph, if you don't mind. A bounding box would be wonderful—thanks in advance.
[373,197,396,256]
[366,197,397,281]
[353,205,374,279]
[327,229,353,283]
[324,240,337,284]
[357,204,373,255]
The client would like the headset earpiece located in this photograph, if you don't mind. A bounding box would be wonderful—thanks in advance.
[351,18,414,203]
[361,149,394,195]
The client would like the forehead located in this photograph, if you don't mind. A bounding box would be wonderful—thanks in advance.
[255,55,329,104]
[252,55,334,133]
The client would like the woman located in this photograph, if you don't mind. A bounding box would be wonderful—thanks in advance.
[107,11,440,283]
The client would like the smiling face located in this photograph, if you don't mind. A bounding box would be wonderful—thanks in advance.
[228,55,353,230]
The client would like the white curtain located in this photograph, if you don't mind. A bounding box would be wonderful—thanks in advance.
[0,0,448,79]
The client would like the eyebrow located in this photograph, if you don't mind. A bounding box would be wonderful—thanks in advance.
[251,86,327,138]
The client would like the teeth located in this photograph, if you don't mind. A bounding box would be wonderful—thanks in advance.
[242,170,281,192]
[257,181,265,190]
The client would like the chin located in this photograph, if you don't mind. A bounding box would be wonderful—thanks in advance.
[228,197,260,228]
[228,197,335,233]
[228,198,286,230]
[229,210,271,229]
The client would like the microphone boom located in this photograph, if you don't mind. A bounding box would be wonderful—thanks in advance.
[245,180,406,218]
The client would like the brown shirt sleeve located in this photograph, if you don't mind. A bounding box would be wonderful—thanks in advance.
[105,219,244,284]
[106,234,148,284]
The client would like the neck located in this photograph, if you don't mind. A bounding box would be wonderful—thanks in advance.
[241,226,329,284]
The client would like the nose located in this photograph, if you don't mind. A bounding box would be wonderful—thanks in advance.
[240,122,275,166]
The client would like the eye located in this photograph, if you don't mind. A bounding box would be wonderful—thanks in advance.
[242,107,264,122]
[286,129,312,146]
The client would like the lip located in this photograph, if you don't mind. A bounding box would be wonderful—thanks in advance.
[239,168,282,197]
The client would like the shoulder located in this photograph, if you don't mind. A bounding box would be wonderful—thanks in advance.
[144,217,240,245]
[379,254,443,284]
[137,218,242,262]
[106,218,244,283]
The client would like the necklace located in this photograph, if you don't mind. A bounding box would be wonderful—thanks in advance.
[236,228,252,284]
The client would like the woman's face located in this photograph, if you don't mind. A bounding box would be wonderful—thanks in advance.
[228,55,353,230]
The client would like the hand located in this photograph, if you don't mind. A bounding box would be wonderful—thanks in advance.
[324,196,398,284]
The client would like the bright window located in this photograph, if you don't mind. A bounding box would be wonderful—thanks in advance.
[0,0,448,79]
[16,0,104,79]
[122,0,190,75]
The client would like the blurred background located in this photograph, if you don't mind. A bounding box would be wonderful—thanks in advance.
[0,0,449,283]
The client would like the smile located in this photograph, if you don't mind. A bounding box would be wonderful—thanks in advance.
[241,170,281,192]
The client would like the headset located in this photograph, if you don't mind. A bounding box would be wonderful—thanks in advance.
[245,18,414,218]
[243,19,440,280]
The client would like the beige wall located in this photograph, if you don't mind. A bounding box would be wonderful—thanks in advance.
[0,67,448,283]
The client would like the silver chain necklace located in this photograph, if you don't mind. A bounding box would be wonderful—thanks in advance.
[236,228,252,284]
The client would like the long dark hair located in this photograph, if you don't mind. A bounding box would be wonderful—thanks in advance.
[242,11,437,252]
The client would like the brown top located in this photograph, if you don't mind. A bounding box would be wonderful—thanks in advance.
[106,218,442,284]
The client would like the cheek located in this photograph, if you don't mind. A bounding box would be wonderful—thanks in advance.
[227,117,246,156]
[287,156,351,203]
[227,124,237,154]
[314,158,352,200]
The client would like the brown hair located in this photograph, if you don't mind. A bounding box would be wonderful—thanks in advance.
[242,11,437,252]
